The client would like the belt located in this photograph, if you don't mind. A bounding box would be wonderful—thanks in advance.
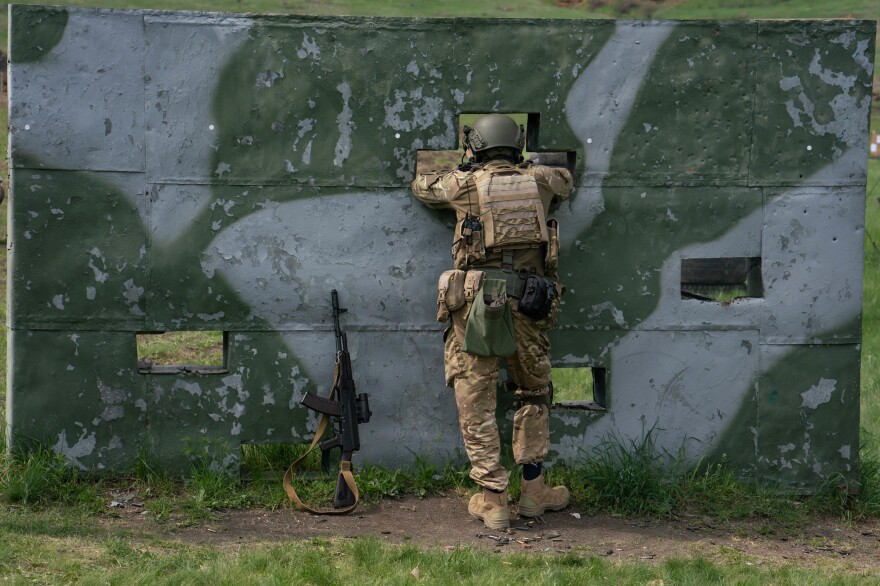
[481,269,528,300]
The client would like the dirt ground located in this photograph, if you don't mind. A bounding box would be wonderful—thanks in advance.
[104,495,880,572]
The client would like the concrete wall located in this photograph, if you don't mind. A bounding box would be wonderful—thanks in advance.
[7,5,876,488]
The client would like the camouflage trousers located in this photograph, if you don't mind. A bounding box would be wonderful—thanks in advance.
[444,299,553,493]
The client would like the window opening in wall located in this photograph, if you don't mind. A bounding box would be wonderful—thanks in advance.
[415,112,576,177]
[137,331,228,374]
[551,367,607,411]
[680,257,763,302]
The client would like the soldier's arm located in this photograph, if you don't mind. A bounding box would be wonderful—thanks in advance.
[533,165,574,203]
[410,170,470,209]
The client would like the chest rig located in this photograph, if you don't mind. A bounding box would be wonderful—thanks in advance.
[451,165,549,271]
[475,167,548,251]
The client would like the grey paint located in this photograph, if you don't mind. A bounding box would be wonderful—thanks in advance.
[9,10,146,172]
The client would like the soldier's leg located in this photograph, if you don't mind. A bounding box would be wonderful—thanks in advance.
[507,308,569,516]
[444,308,508,493]
[507,310,552,465]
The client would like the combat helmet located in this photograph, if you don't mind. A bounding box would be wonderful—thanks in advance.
[463,113,525,160]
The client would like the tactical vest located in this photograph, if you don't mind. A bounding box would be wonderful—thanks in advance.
[474,167,548,250]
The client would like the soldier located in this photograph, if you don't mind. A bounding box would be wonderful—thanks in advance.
[411,113,574,529]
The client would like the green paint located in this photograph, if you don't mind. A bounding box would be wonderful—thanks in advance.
[10,167,147,329]
[8,330,147,472]
[707,317,863,488]
[751,21,876,185]
[561,186,763,330]
[756,342,860,491]
[457,19,614,157]
[209,19,456,187]
[607,21,756,185]
[10,6,68,64]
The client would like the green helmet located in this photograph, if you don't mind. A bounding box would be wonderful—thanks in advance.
[463,113,524,155]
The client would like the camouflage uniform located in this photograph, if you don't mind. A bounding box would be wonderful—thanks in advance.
[412,160,573,492]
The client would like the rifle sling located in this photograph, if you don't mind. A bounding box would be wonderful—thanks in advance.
[283,363,361,515]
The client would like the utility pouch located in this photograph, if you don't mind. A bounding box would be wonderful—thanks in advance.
[462,279,516,357]
[545,219,560,279]
[463,270,486,303]
[518,275,558,321]
[451,219,487,270]
[436,269,466,322]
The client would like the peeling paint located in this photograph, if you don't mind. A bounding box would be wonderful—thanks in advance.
[52,429,97,470]
[801,378,836,409]
[333,81,354,167]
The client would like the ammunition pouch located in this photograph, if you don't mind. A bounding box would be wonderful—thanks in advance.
[436,269,466,322]
[463,270,486,302]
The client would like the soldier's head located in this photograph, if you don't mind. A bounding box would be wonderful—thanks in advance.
[463,113,525,164]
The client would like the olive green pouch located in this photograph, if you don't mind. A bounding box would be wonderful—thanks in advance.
[462,279,516,357]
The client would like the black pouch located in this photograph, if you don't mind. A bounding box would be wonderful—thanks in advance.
[517,275,557,320]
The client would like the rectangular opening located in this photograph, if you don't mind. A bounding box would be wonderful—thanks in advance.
[551,367,607,411]
[415,112,577,177]
[680,257,763,302]
[136,331,228,374]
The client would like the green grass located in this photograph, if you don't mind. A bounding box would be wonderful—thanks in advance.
[862,159,880,445]
[136,331,225,367]
[658,0,878,20]
[552,366,596,403]
[4,533,879,585]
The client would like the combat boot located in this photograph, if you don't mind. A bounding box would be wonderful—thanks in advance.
[468,488,510,530]
[518,475,570,517]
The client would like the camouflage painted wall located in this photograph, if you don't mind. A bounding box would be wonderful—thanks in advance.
[7,5,875,488]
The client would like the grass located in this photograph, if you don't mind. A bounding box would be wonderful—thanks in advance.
[862,158,880,446]
[552,366,596,403]
[4,532,880,585]
[136,331,225,367]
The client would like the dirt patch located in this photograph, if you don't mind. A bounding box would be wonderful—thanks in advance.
[103,495,880,572]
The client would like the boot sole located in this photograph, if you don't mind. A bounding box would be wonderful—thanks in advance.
[517,500,568,517]
[469,510,510,530]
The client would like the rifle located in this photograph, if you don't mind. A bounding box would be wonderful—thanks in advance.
[283,290,372,513]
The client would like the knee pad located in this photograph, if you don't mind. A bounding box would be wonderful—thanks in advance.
[513,382,552,407]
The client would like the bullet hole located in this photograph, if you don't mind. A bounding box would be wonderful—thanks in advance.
[587,138,593,144]
[24,124,31,130]
[395,133,401,139]
[807,145,812,151]
[209,124,215,130]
